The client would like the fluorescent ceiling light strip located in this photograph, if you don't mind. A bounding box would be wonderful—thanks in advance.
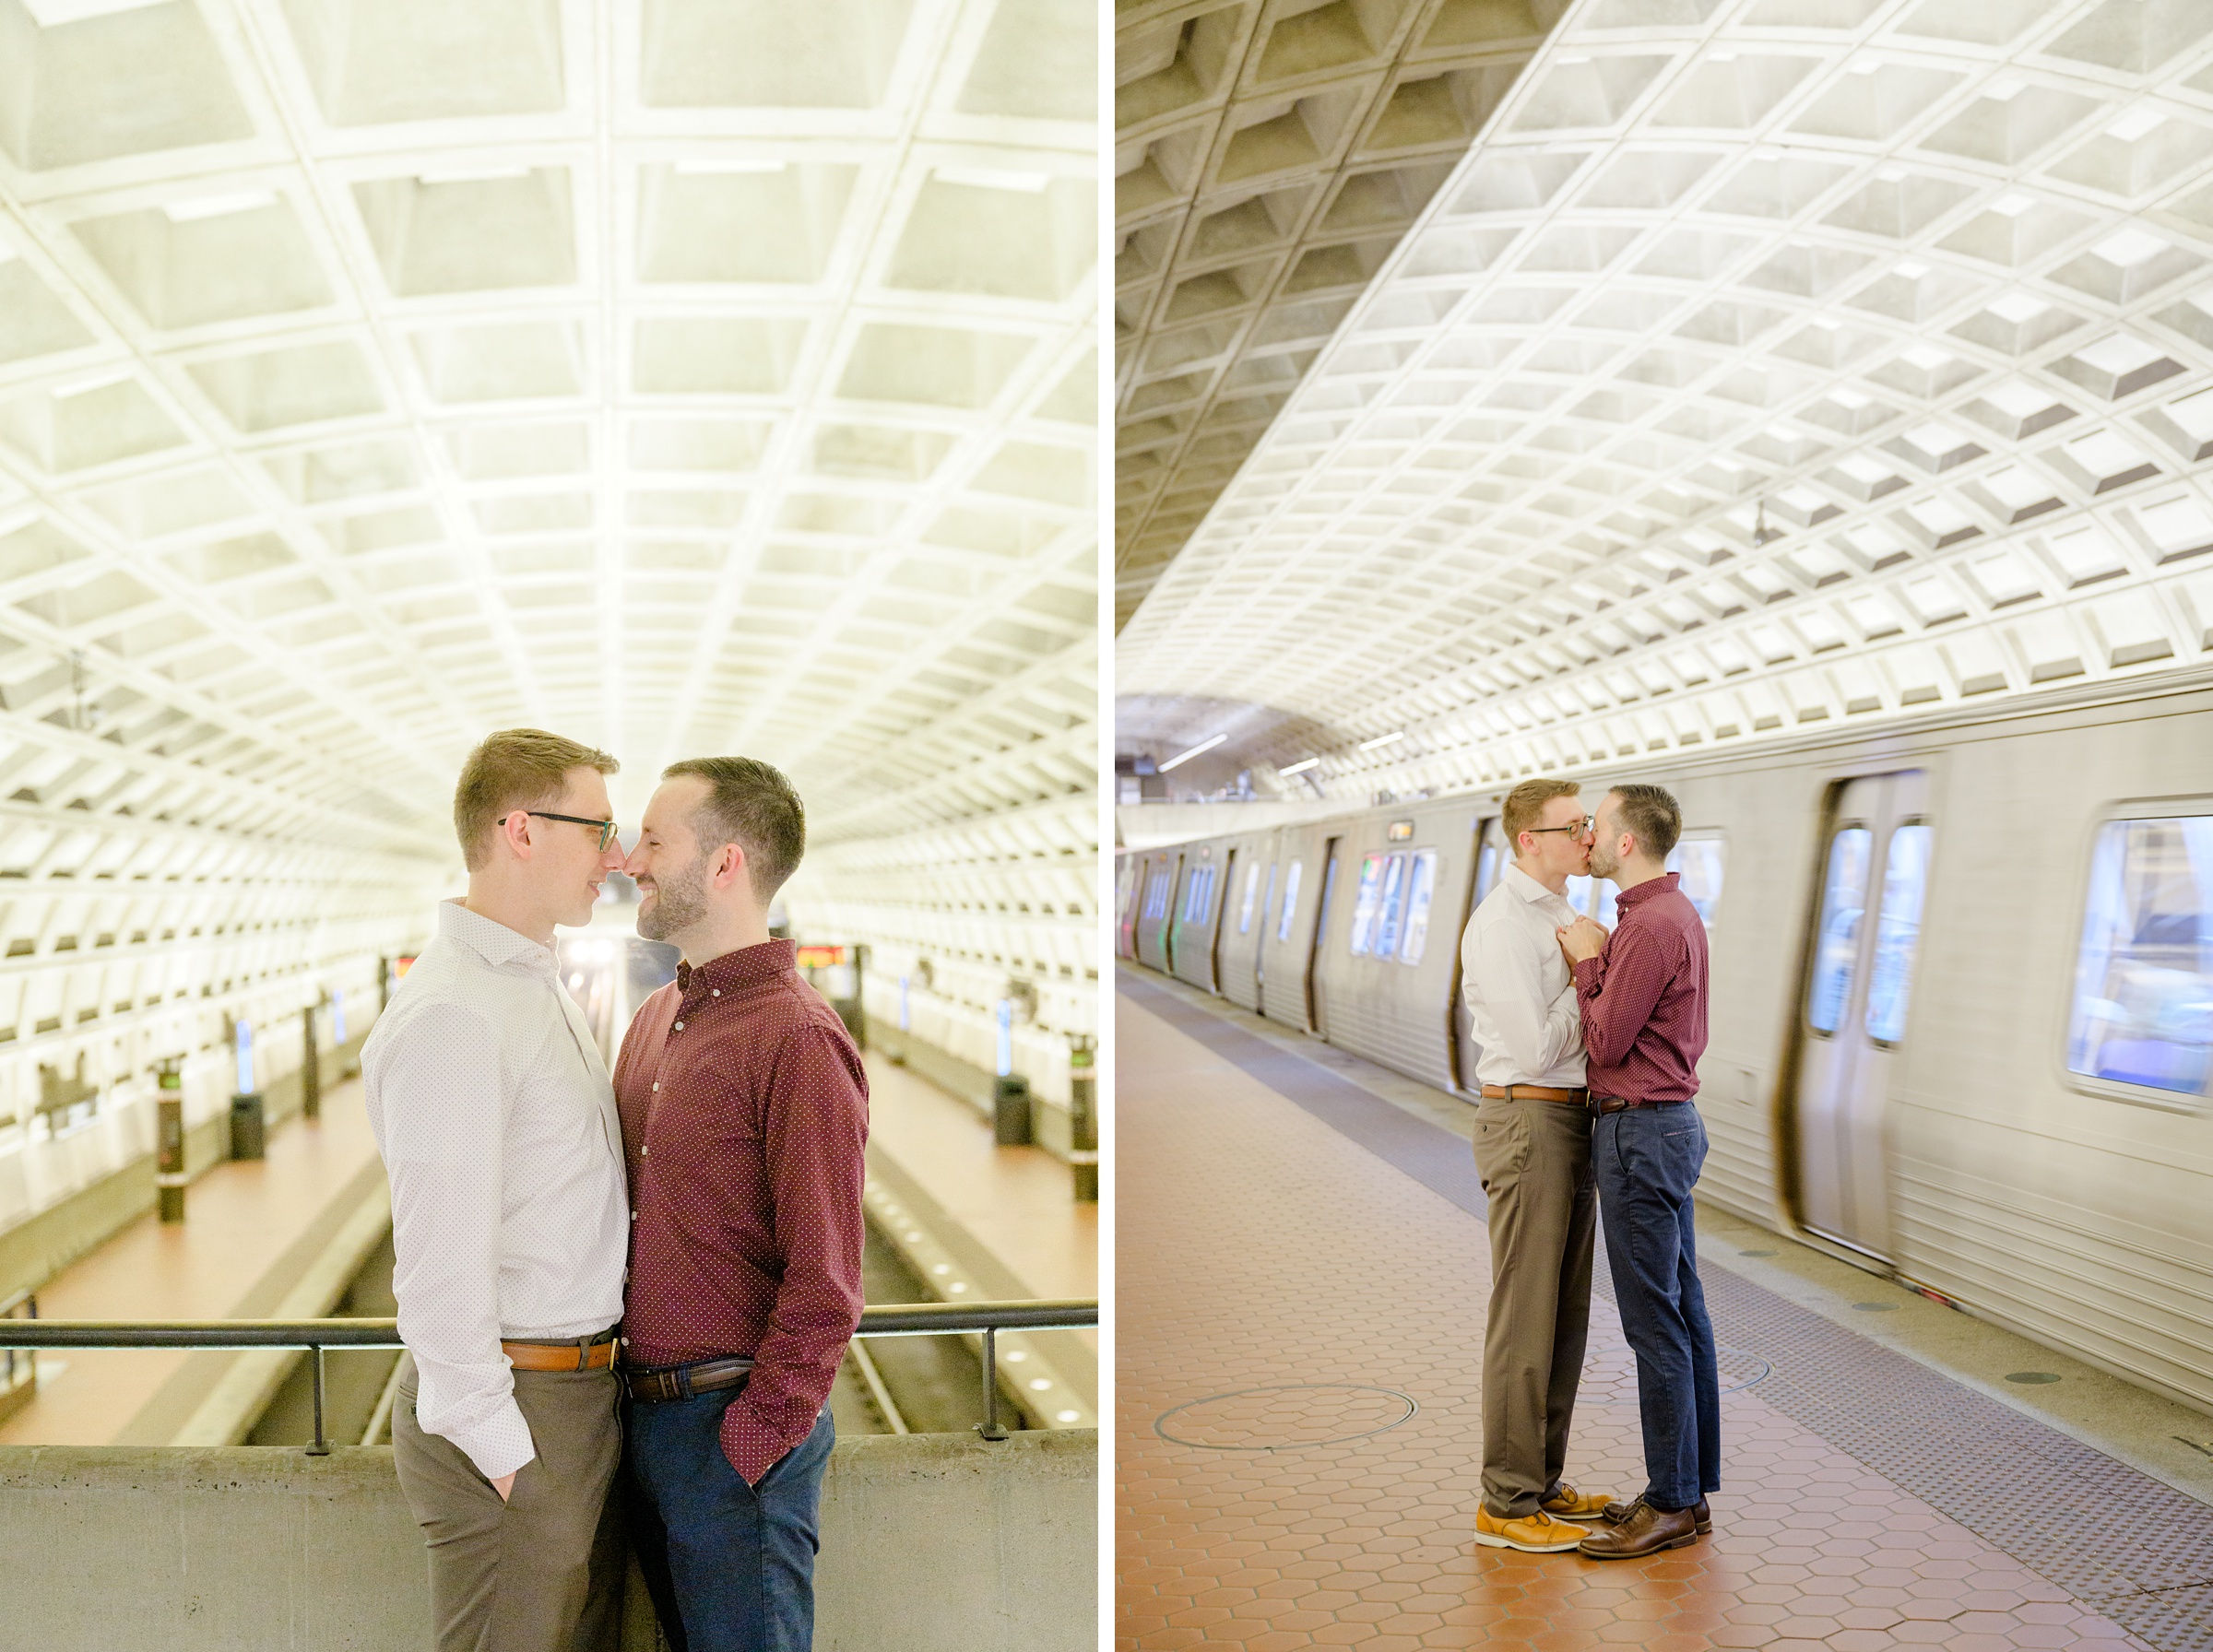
[1278,758,1320,775]
[1356,731,1405,751]
[935,166,1051,193]
[21,0,167,23]
[418,167,533,185]
[52,370,132,398]
[1158,733,1227,772]
[162,191,277,223]
[673,159,787,175]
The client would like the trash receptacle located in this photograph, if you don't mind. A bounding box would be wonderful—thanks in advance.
[230,1092,265,1160]
[992,1074,1032,1146]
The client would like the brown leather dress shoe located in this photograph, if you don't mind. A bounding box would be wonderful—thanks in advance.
[1579,1499,1701,1558]
[1601,1493,1710,1532]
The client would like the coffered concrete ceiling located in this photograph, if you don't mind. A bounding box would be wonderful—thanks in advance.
[1118,0,2213,802]
[1116,0,1564,628]
[0,0,1100,1176]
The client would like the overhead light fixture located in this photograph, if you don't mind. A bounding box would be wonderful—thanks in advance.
[1752,502,1781,548]
[161,190,277,223]
[935,166,1052,193]
[21,0,168,23]
[1158,733,1226,772]
[2107,106,2164,143]
[1356,731,1405,751]
[1279,758,1320,776]
[51,369,132,399]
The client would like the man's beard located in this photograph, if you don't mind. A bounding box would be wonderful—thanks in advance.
[1587,841,1617,879]
[636,852,710,940]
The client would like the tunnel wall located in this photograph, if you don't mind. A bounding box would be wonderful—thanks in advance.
[0,1432,1096,1652]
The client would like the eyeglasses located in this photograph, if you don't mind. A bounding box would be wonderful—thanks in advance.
[512,811,620,852]
[1525,817,1596,839]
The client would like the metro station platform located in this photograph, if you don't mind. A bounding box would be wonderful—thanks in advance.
[0,1081,385,1448]
[1117,967,2213,1652]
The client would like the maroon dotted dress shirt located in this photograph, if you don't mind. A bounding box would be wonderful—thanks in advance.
[613,938,870,1485]
[1570,871,1710,1105]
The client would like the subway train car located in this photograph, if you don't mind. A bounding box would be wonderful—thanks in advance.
[1118,664,2213,1415]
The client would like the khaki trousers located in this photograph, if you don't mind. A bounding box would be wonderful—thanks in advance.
[1472,1094,1597,1518]
[392,1353,625,1652]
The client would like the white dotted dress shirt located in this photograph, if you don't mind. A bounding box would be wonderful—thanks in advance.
[363,899,629,1481]
[1460,862,1589,1091]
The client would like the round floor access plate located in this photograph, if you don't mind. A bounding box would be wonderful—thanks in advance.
[1154,1383,1420,1451]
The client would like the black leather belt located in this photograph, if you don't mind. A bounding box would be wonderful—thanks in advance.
[621,1355,756,1403]
[1592,1095,1689,1115]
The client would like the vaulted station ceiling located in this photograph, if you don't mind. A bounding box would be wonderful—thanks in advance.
[1117,0,2213,801]
[0,0,1097,1199]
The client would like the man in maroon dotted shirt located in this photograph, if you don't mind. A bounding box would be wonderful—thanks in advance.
[612,755,869,1652]
[1555,783,1720,1561]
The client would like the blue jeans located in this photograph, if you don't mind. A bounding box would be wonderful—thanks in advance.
[1594,1104,1722,1510]
[623,1389,834,1652]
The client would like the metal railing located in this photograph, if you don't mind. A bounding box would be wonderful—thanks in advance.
[0,1297,1095,1453]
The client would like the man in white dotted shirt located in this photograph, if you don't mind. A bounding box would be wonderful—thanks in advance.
[364,729,633,1652]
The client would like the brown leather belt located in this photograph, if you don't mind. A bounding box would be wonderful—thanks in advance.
[1481,1083,1590,1104]
[1592,1095,1688,1115]
[502,1333,618,1373]
[622,1356,756,1404]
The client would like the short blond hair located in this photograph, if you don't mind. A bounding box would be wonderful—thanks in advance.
[453,728,618,871]
[1503,777,1580,853]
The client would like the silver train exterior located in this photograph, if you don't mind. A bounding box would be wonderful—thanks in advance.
[1118,666,2213,1415]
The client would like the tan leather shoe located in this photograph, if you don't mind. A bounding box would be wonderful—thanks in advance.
[1540,1482,1614,1520]
[1579,1499,1700,1558]
[1473,1505,1590,1553]
[1602,1492,1710,1532]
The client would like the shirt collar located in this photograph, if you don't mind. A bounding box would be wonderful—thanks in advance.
[1615,871,1680,910]
[675,938,797,997]
[438,898,556,974]
[1503,863,1569,906]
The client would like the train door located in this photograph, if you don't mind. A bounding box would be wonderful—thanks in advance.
[1306,837,1341,1034]
[1449,818,1503,1094]
[1165,854,1190,977]
[1792,771,1933,1263]
[1207,848,1237,992]
[1117,856,1142,958]
[1254,859,1277,1000]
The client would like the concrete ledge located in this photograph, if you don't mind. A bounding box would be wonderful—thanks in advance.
[0,1430,1096,1651]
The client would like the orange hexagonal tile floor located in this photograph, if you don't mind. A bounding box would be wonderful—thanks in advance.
[1117,979,2169,1652]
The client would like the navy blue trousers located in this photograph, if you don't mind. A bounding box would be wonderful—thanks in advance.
[1594,1103,1722,1511]
[623,1391,834,1652]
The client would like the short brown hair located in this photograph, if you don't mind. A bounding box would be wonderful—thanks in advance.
[1503,777,1580,852]
[1606,784,1682,860]
[453,728,618,871]
[663,756,806,902]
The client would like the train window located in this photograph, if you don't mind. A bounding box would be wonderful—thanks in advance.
[1474,842,1500,904]
[1143,870,1171,921]
[1864,823,1931,1046]
[1565,876,1619,926]
[1276,862,1303,941]
[1237,861,1261,934]
[1374,854,1411,959]
[1181,866,1215,924]
[1666,837,1726,928]
[2067,814,2213,1098]
[1398,850,1440,965]
[1348,853,1390,956]
[1808,827,1874,1035]
[1259,863,1277,938]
